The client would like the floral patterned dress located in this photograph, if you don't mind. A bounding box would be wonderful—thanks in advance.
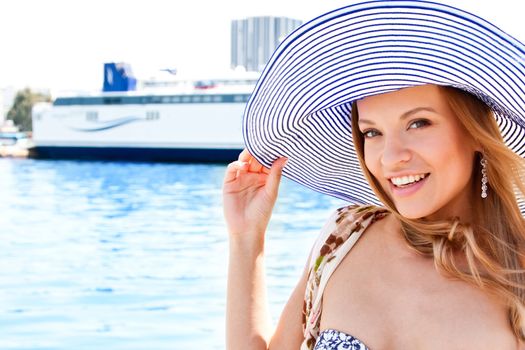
[301,205,389,350]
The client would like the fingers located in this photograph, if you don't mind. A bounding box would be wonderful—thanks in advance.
[266,157,288,196]
[230,150,288,188]
[238,149,251,162]
[248,158,264,173]
[238,149,268,174]
[224,160,248,183]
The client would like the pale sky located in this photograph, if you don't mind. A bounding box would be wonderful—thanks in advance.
[1,0,524,94]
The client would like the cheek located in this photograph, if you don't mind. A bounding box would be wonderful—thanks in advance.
[409,129,446,156]
[363,145,379,176]
[427,131,475,186]
[363,145,386,187]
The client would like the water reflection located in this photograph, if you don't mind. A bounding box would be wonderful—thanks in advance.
[0,158,345,349]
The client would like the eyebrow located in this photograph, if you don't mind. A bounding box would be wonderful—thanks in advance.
[358,107,437,125]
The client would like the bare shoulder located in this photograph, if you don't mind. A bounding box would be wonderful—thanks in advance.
[269,205,390,349]
[342,206,403,251]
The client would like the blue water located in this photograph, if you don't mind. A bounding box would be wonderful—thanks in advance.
[0,158,345,349]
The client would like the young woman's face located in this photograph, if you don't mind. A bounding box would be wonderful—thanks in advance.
[356,85,478,220]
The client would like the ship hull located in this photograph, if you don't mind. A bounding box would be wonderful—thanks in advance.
[31,145,242,163]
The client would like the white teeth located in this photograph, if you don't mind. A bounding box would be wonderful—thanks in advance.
[391,173,427,186]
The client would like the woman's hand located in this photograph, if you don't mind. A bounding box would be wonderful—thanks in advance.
[223,149,287,239]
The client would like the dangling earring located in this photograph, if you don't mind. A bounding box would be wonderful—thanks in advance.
[481,156,488,199]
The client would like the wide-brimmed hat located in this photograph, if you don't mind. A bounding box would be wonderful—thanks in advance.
[242,0,525,210]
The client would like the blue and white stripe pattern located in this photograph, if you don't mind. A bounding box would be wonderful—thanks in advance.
[243,0,525,212]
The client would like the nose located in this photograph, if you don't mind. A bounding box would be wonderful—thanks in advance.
[380,134,412,168]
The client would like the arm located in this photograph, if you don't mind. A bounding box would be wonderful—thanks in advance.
[223,150,289,349]
[226,235,272,349]
[269,256,310,349]
[227,237,308,350]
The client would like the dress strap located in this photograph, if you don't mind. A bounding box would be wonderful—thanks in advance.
[301,205,389,350]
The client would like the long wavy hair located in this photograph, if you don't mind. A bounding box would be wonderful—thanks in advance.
[351,85,525,340]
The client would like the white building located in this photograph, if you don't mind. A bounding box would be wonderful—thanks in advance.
[231,16,302,72]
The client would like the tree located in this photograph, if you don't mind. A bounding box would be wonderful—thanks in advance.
[6,88,51,132]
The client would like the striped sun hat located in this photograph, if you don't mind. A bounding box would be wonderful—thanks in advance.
[242,0,525,209]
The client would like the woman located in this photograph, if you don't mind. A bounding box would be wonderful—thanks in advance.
[224,1,525,349]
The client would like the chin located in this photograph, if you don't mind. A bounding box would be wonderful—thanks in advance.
[393,202,433,220]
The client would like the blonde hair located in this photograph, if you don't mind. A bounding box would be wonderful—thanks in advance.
[351,85,525,340]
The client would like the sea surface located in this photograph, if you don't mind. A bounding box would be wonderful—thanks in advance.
[0,158,345,350]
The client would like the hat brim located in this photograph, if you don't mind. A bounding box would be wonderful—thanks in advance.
[243,0,525,212]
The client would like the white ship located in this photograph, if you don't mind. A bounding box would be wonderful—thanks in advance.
[31,63,256,162]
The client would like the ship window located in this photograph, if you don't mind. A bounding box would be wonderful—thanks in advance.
[192,96,202,103]
[234,95,244,102]
[212,96,222,103]
[161,97,171,103]
[202,96,212,103]
[182,96,191,103]
[146,111,160,120]
[86,111,98,121]
[171,96,181,103]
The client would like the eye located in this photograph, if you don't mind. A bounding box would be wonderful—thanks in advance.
[408,119,431,130]
[362,129,381,138]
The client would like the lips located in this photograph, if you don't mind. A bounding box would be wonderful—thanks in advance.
[388,173,431,197]
[390,173,430,187]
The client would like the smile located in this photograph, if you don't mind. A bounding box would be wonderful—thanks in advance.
[388,173,430,198]
[388,173,431,197]
[389,173,429,187]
